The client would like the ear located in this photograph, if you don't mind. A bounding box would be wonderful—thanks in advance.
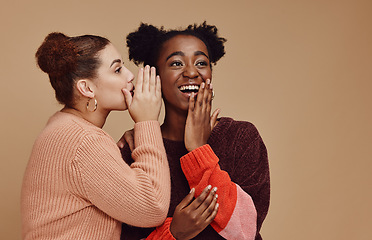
[76,79,95,98]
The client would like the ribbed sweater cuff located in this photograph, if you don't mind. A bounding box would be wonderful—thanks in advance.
[147,217,175,240]
[134,121,162,148]
[180,144,219,179]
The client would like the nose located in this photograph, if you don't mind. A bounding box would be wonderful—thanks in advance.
[183,64,198,79]
[125,67,135,83]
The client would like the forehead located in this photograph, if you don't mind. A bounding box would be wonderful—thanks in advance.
[98,43,121,66]
[160,35,209,57]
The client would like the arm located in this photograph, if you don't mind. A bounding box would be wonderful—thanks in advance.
[180,144,257,240]
[72,121,170,227]
[181,80,258,239]
[71,66,170,227]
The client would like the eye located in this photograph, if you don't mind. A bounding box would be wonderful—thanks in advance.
[170,61,183,67]
[115,67,122,73]
[196,61,208,67]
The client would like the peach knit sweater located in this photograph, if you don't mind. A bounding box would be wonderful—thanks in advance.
[21,111,170,240]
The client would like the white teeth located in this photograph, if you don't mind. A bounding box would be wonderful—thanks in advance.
[179,85,200,91]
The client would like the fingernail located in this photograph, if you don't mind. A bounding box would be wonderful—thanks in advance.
[216,203,219,209]
[190,188,195,193]
[206,79,210,84]
[213,187,218,192]
[215,194,218,199]
[207,185,212,190]
[201,82,205,89]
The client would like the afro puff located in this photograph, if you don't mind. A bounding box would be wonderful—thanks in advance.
[126,21,227,67]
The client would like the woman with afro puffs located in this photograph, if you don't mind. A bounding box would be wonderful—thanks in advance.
[119,22,270,240]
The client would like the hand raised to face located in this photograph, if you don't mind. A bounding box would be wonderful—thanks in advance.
[184,79,220,151]
[122,65,162,123]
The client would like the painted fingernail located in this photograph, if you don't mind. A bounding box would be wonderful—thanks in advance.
[190,188,195,193]
[215,194,218,199]
[216,203,219,209]
[206,79,210,84]
[207,185,212,190]
[201,82,205,89]
[212,187,218,192]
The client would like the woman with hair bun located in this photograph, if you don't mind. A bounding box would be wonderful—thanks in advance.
[119,22,270,240]
[21,32,172,239]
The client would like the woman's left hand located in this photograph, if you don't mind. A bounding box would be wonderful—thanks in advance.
[184,79,220,152]
[117,129,134,151]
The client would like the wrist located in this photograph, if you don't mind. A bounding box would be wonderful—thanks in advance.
[169,221,181,240]
[186,142,207,152]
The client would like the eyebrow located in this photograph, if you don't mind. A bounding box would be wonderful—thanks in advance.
[110,59,122,67]
[194,51,209,59]
[166,51,184,61]
[165,51,209,61]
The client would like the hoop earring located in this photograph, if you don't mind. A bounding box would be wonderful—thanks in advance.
[87,98,97,112]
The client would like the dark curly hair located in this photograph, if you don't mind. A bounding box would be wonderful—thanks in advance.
[36,32,110,107]
[126,21,226,68]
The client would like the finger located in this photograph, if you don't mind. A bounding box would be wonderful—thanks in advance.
[188,92,196,113]
[122,89,132,109]
[155,75,161,98]
[124,130,135,152]
[117,135,125,149]
[189,185,211,209]
[135,68,144,94]
[176,188,196,210]
[201,191,218,219]
[204,199,219,223]
[210,108,220,130]
[205,80,213,114]
[149,67,156,93]
[196,186,217,213]
[143,65,150,92]
[196,82,205,109]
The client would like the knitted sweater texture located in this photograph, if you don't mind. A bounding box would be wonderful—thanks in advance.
[21,111,170,240]
[121,117,270,240]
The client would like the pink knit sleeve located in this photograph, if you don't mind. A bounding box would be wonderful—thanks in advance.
[73,121,170,227]
[180,144,257,240]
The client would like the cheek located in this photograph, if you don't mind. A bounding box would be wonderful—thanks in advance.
[200,68,212,80]
[160,71,178,87]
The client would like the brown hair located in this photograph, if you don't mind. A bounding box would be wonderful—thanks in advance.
[35,32,110,107]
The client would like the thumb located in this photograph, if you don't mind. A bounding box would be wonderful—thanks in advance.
[122,89,132,109]
[124,130,135,152]
[210,108,220,130]
[117,134,126,149]
[177,188,195,209]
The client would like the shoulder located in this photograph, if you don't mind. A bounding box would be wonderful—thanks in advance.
[36,112,111,149]
[210,117,261,145]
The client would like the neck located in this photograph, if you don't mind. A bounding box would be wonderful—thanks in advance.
[61,106,109,128]
[161,106,188,141]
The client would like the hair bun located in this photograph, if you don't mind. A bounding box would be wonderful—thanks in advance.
[36,32,78,76]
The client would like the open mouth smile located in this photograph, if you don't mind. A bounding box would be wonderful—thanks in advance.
[179,84,200,96]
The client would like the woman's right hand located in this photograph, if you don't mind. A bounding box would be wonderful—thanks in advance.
[170,185,219,240]
[122,65,162,123]
[184,80,220,152]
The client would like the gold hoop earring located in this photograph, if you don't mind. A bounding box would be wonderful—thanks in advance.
[87,98,97,112]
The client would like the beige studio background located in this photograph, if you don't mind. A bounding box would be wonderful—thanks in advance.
[1,0,371,239]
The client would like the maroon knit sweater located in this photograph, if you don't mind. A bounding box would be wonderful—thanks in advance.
[121,117,270,240]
